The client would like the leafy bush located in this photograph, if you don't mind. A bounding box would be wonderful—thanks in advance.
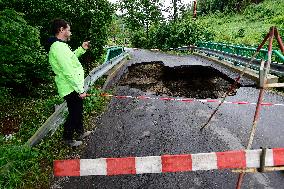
[0,0,114,62]
[0,9,51,95]
[134,20,214,50]
[149,23,172,49]
[176,20,214,47]
[236,28,245,38]
[0,0,114,96]
[130,30,148,48]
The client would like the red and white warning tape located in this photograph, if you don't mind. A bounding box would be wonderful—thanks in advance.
[54,148,284,176]
[99,93,284,107]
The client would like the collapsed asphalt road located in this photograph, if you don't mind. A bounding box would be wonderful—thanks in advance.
[118,62,239,99]
[54,49,284,189]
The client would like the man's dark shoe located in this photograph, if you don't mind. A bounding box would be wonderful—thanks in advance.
[64,140,83,147]
[78,131,93,140]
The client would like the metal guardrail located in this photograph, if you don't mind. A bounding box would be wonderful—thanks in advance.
[197,42,284,64]
[26,47,128,146]
[170,43,284,76]
[105,46,125,62]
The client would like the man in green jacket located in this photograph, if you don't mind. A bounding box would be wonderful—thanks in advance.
[47,19,91,147]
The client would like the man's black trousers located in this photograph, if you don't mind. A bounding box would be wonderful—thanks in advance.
[63,91,84,140]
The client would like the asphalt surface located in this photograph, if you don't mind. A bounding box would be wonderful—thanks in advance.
[54,49,284,189]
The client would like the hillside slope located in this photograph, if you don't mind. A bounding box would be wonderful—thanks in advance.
[197,0,284,46]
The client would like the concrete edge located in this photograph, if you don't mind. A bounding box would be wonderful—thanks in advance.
[103,56,130,90]
[194,52,278,84]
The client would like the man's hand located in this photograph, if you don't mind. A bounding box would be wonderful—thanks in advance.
[79,92,87,99]
[82,41,90,50]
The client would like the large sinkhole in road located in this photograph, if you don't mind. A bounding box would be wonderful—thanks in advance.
[119,62,240,99]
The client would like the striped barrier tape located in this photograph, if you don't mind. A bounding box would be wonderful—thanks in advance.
[54,148,284,176]
[97,93,284,107]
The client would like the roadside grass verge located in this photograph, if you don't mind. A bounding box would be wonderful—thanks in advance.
[0,76,111,189]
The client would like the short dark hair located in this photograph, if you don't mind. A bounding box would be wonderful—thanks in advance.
[50,19,69,35]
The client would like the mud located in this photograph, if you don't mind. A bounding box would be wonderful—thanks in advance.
[0,116,20,135]
[119,61,240,99]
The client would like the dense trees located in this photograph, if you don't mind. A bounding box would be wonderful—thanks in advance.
[119,0,212,49]
[147,20,213,49]
[0,9,50,95]
[0,0,114,96]
[171,0,190,21]
[120,0,163,38]
[116,0,281,49]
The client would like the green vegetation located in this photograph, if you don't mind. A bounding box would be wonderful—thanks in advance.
[198,0,264,14]
[108,15,129,46]
[0,9,51,96]
[115,0,283,50]
[197,0,284,46]
[0,0,115,188]
[1,0,284,188]
[0,0,114,96]
[0,78,111,189]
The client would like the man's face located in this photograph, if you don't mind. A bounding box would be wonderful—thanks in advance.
[61,24,71,41]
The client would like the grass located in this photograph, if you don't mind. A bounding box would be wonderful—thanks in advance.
[197,0,284,47]
[0,75,111,188]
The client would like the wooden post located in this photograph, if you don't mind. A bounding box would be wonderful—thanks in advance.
[275,28,284,53]
[265,83,284,88]
[193,0,197,19]
[233,166,284,173]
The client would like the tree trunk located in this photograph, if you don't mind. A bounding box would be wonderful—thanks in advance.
[173,0,178,21]
[146,20,149,39]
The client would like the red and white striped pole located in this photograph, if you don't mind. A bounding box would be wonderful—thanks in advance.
[54,148,284,176]
[200,29,271,131]
[236,26,275,189]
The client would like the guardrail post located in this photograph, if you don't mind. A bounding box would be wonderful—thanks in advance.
[259,60,265,88]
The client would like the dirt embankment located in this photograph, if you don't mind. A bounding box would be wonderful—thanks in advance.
[119,62,239,99]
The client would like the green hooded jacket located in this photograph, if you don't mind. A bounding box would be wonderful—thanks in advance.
[48,39,86,97]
